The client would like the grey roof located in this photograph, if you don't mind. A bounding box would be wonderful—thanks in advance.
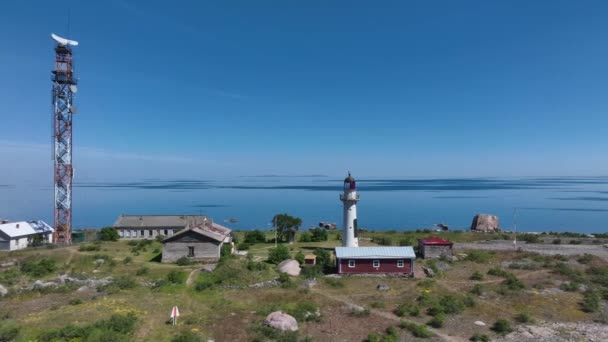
[113,215,208,228]
[0,220,54,238]
[335,246,416,259]
[162,224,231,243]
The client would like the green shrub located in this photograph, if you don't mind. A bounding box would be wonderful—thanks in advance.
[0,268,20,286]
[469,333,491,342]
[0,320,20,342]
[135,266,149,276]
[20,258,56,277]
[295,251,305,265]
[301,265,323,279]
[166,270,186,285]
[267,244,291,264]
[350,307,370,317]
[171,331,202,342]
[98,227,120,241]
[487,267,509,278]
[502,274,525,291]
[581,289,601,312]
[69,298,83,305]
[244,230,266,244]
[427,312,445,328]
[417,279,435,288]
[123,256,132,265]
[370,301,385,309]
[237,242,251,250]
[324,278,345,288]
[38,313,137,342]
[560,281,580,292]
[438,294,465,314]
[491,319,513,335]
[79,244,101,252]
[399,321,432,338]
[552,239,562,245]
[176,256,195,266]
[470,284,484,296]
[519,234,541,243]
[289,302,320,322]
[577,254,594,264]
[470,271,484,281]
[299,232,312,242]
[465,250,493,263]
[367,332,380,342]
[310,228,328,242]
[314,248,333,273]
[514,312,534,324]
[395,304,413,317]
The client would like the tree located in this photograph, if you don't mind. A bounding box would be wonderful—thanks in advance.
[272,213,302,243]
[310,228,328,242]
[267,244,291,264]
[244,230,266,244]
[99,227,120,241]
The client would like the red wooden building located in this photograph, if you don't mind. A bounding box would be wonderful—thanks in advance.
[335,247,415,275]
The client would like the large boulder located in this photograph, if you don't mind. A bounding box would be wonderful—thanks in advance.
[277,259,301,276]
[264,311,298,331]
[470,214,500,232]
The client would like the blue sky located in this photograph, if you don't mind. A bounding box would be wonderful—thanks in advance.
[2,0,608,182]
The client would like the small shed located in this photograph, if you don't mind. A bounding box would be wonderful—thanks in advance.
[304,254,317,265]
[335,247,415,276]
[418,237,453,259]
[161,224,231,263]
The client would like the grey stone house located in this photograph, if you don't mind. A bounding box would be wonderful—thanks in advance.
[418,237,453,259]
[161,223,232,263]
[113,215,208,240]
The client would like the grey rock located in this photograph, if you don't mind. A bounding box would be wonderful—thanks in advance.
[94,259,105,265]
[264,311,298,331]
[377,283,390,291]
[422,267,435,278]
[0,284,7,297]
[302,279,318,289]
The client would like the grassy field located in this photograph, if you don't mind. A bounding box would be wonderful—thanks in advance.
[1,233,607,341]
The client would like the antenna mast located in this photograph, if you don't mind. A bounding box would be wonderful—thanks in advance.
[51,33,79,244]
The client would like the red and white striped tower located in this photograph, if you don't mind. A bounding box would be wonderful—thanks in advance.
[51,34,79,244]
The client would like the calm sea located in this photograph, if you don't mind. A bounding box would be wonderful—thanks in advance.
[2,177,608,233]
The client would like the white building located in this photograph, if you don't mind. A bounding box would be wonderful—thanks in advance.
[340,172,359,247]
[0,220,54,251]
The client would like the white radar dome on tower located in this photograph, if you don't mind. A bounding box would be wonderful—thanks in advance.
[51,33,79,47]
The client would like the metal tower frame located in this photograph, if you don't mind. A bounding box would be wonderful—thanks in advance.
[52,41,77,244]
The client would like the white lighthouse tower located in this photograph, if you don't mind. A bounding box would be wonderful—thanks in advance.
[340,172,359,247]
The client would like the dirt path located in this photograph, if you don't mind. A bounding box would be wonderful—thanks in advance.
[186,268,200,287]
[438,269,544,285]
[311,287,466,342]
[65,249,77,265]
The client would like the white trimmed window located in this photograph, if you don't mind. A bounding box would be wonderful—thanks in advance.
[397,260,405,268]
[188,246,195,257]
[348,260,356,268]
[373,260,380,268]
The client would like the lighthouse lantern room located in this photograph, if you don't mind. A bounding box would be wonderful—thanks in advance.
[340,172,359,247]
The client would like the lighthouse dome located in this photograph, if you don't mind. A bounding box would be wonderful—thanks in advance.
[344,173,355,183]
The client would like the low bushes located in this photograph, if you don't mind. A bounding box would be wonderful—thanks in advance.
[470,271,484,281]
[465,250,494,263]
[166,270,186,285]
[581,290,601,312]
[0,320,19,342]
[20,258,56,277]
[400,321,432,338]
[79,244,101,252]
[244,230,266,244]
[267,245,290,264]
[176,256,196,266]
[469,333,491,342]
[491,319,513,335]
[514,312,534,324]
[38,313,137,342]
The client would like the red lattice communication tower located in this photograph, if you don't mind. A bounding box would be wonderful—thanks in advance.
[51,34,79,244]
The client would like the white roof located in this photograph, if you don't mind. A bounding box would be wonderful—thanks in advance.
[0,220,54,238]
[335,246,416,259]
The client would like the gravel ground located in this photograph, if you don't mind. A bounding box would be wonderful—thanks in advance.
[454,241,608,261]
[497,322,608,342]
